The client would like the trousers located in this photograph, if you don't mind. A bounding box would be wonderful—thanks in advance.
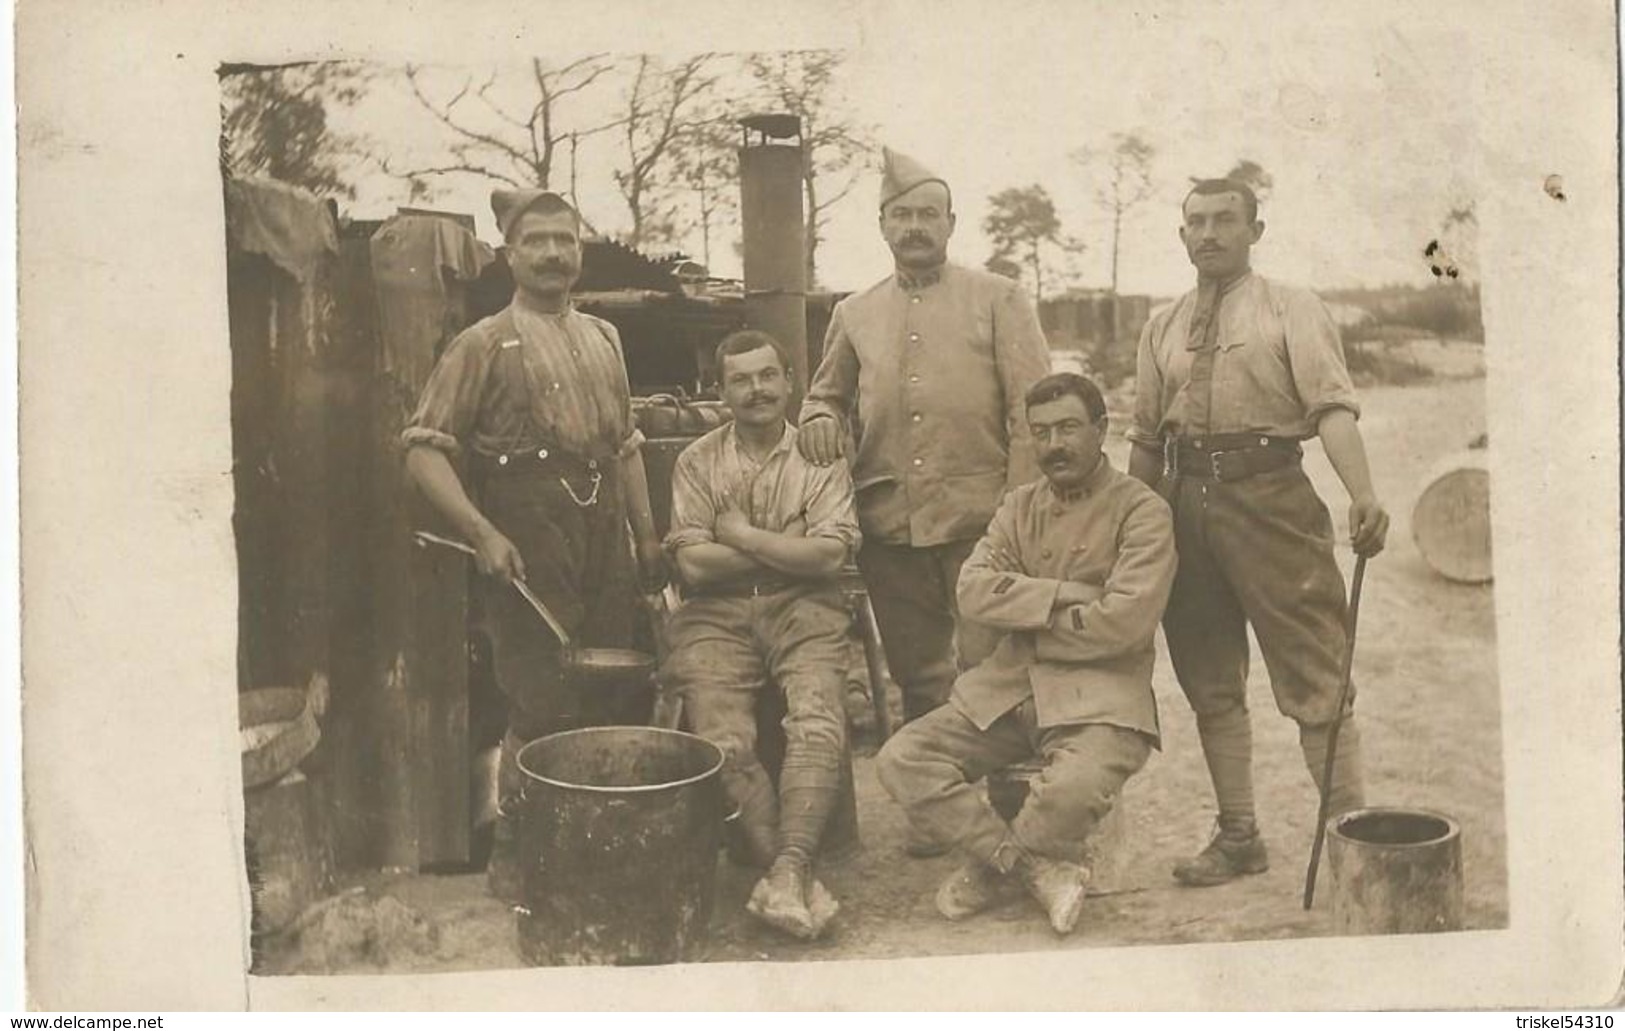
[858,539,1001,722]
[1162,463,1352,725]
[660,584,851,860]
[877,698,1152,865]
[478,459,639,763]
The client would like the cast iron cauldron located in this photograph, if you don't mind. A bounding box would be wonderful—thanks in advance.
[514,726,728,966]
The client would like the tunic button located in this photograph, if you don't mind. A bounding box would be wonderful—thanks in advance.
[537,448,549,460]
[1193,438,1204,448]
[1042,548,1053,559]
[552,381,561,390]
[913,458,924,467]
[912,413,922,423]
[910,296,921,304]
[909,374,920,383]
[497,454,509,466]
[909,333,920,342]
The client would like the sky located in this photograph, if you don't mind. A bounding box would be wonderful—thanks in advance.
[320,8,1478,299]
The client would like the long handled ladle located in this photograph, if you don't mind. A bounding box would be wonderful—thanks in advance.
[413,530,573,649]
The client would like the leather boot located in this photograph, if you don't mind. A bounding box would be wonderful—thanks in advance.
[1172,818,1270,887]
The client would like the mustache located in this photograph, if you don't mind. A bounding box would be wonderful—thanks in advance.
[744,393,780,406]
[1041,450,1076,465]
[900,232,934,246]
[532,260,575,273]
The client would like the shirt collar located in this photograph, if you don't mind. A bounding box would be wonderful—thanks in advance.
[1196,269,1254,300]
[1045,453,1113,503]
[726,419,795,464]
[895,265,945,291]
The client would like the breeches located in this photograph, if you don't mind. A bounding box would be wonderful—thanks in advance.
[1161,465,1352,725]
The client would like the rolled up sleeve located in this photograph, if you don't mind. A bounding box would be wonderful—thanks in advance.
[1283,290,1361,426]
[664,448,719,553]
[1127,314,1167,450]
[1033,494,1175,663]
[400,330,494,455]
[801,458,862,558]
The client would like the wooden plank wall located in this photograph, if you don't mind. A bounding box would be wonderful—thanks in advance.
[231,232,472,875]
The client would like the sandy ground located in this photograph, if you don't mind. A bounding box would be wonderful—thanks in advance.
[256,359,1503,974]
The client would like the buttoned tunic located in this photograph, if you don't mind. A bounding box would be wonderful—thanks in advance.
[800,262,1052,546]
[951,458,1176,742]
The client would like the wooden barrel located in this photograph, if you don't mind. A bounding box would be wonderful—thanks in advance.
[1412,449,1492,583]
[1328,807,1464,935]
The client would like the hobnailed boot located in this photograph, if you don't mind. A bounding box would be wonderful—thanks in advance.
[1172,819,1270,887]
[933,860,1025,921]
[746,855,819,940]
[1015,854,1090,935]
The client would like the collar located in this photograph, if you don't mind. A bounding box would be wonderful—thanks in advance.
[1045,453,1113,503]
[894,265,945,291]
[510,295,575,319]
[726,419,795,464]
[1195,269,1254,300]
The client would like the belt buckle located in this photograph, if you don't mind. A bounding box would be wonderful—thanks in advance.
[1209,450,1229,482]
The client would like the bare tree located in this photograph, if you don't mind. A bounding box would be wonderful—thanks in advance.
[1073,132,1156,295]
[744,51,874,286]
[666,111,741,269]
[221,62,372,198]
[384,57,618,203]
[612,54,720,249]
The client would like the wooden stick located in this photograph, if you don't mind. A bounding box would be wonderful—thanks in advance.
[1303,553,1369,910]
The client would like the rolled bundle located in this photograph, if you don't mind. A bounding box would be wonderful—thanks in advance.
[1412,448,1493,584]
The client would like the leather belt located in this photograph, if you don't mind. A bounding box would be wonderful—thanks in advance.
[684,577,802,600]
[1164,434,1302,483]
[472,448,615,506]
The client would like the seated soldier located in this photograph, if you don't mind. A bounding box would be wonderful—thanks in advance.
[877,373,1177,934]
[661,330,861,940]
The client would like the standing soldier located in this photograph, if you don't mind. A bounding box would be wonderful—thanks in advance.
[1128,179,1390,887]
[402,188,666,900]
[798,147,1052,751]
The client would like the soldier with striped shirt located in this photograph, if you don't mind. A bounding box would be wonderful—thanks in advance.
[403,189,666,901]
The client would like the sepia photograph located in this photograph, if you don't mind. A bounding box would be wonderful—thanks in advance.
[221,38,1501,975]
[16,0,1620,1011]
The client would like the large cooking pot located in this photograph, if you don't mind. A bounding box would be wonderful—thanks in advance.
[515,726,728,965]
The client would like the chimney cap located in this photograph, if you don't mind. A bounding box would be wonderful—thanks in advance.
[738,113,802,142]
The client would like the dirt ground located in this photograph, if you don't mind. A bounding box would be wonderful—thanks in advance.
[257,354,1503,974]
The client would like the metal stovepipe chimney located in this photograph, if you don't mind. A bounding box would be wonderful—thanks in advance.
[737,114,808,418]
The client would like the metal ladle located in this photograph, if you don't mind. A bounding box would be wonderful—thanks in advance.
[413,531,658,688]
[414,530,574,645]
